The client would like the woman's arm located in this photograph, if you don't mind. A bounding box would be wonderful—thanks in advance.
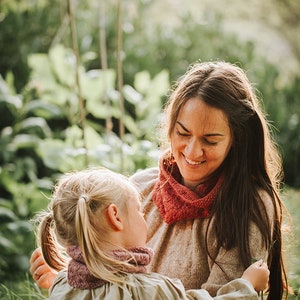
[187,260,269,300]
[29,248,57,289]
[202,221,270,295]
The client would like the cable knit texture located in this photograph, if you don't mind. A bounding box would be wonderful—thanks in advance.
[67,246,153,289]
[152,153,223,224]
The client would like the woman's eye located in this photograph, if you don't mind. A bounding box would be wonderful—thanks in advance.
[205,139,217,145]
[176,130,189,137]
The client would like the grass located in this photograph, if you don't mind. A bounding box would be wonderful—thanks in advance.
[0,274,48,300]
[284,188,300,298]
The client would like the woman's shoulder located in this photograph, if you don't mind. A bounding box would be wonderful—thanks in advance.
[257,189,276,216]
[130,167,159,182]
[129,167,159,194]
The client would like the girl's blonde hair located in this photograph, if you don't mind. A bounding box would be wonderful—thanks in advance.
[36,167,141,284]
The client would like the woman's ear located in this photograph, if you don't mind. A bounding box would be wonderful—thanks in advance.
[106,204,124,231]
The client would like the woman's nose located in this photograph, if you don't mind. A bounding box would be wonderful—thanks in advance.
[185,138,204,159]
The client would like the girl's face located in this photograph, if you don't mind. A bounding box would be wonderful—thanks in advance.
[123,195,148,248]
[170,97,232,189]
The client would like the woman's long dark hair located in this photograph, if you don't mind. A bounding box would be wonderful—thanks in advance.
[164,61,289,299]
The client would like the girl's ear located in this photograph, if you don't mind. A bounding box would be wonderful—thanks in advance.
[107,204,124,231]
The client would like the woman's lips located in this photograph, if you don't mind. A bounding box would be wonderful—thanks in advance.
[184,155,205,165]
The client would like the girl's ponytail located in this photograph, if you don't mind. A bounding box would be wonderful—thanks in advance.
[38,212,67,271]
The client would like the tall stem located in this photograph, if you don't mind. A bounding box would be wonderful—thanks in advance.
[117,0,124,171]
[98,1,112,133]
[67,0,88,167]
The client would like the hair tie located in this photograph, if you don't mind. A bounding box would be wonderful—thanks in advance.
[80,194,90,203]
[46,212,54,225]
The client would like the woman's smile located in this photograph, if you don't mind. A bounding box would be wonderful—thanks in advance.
[183,154,206,166]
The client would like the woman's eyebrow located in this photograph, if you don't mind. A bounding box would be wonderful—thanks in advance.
[176,121,190,132]
[176,121,224,137]
[205,133,224,137]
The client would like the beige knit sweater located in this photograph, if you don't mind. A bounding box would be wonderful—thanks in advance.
[130,167,273,296]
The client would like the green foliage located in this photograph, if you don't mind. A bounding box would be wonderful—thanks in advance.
[122,12,257,83]
[0,43,167,280]
[277,77,300,187]
[0,0,64,91]
[283,188,300,299]
[1,1,299,186]
[26,44,166,173]
[0,75,52,280]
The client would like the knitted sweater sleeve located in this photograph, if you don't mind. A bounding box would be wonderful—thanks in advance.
[187,279,258,300]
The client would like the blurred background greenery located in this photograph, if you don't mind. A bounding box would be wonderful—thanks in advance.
[0,0,299,298]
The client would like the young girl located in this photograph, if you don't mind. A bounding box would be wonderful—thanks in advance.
[34,167,269,299]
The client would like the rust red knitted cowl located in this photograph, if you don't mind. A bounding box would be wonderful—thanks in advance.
[153,152,223,224]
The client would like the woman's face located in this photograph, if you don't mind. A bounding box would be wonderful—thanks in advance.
[170,97,232,189]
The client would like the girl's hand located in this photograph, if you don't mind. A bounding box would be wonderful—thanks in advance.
[241,259,270,292]
[29,248,57,289]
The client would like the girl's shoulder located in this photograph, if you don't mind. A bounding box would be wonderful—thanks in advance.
[49,271,187,300]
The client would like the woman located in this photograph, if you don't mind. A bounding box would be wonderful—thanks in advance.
[34,167,269,299]
[30,61,288,299]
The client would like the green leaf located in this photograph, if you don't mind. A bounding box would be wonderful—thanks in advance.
[28,53,52,83]
[64,124,104,150]
[0,235,15,250]
[8,134,40,151]
[123,84,143,105]
[28,50,75,107]
[49,44,76,87]
[7,220,32,233]
[133,70,169,119]
[0,207,17,223]
[24,99,63,119]
[85,126,104,149]
[16,117,52,138]
[37,139,73,171]
[123,114,142,137]
[134,71,151,94]
[37,138,87,172]
[84,69,117,118]
[0,75,23,126]
[65,125,85,148]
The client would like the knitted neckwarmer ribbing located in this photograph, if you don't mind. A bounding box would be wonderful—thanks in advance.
[67,245,154,289]
[152,152,223,224]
